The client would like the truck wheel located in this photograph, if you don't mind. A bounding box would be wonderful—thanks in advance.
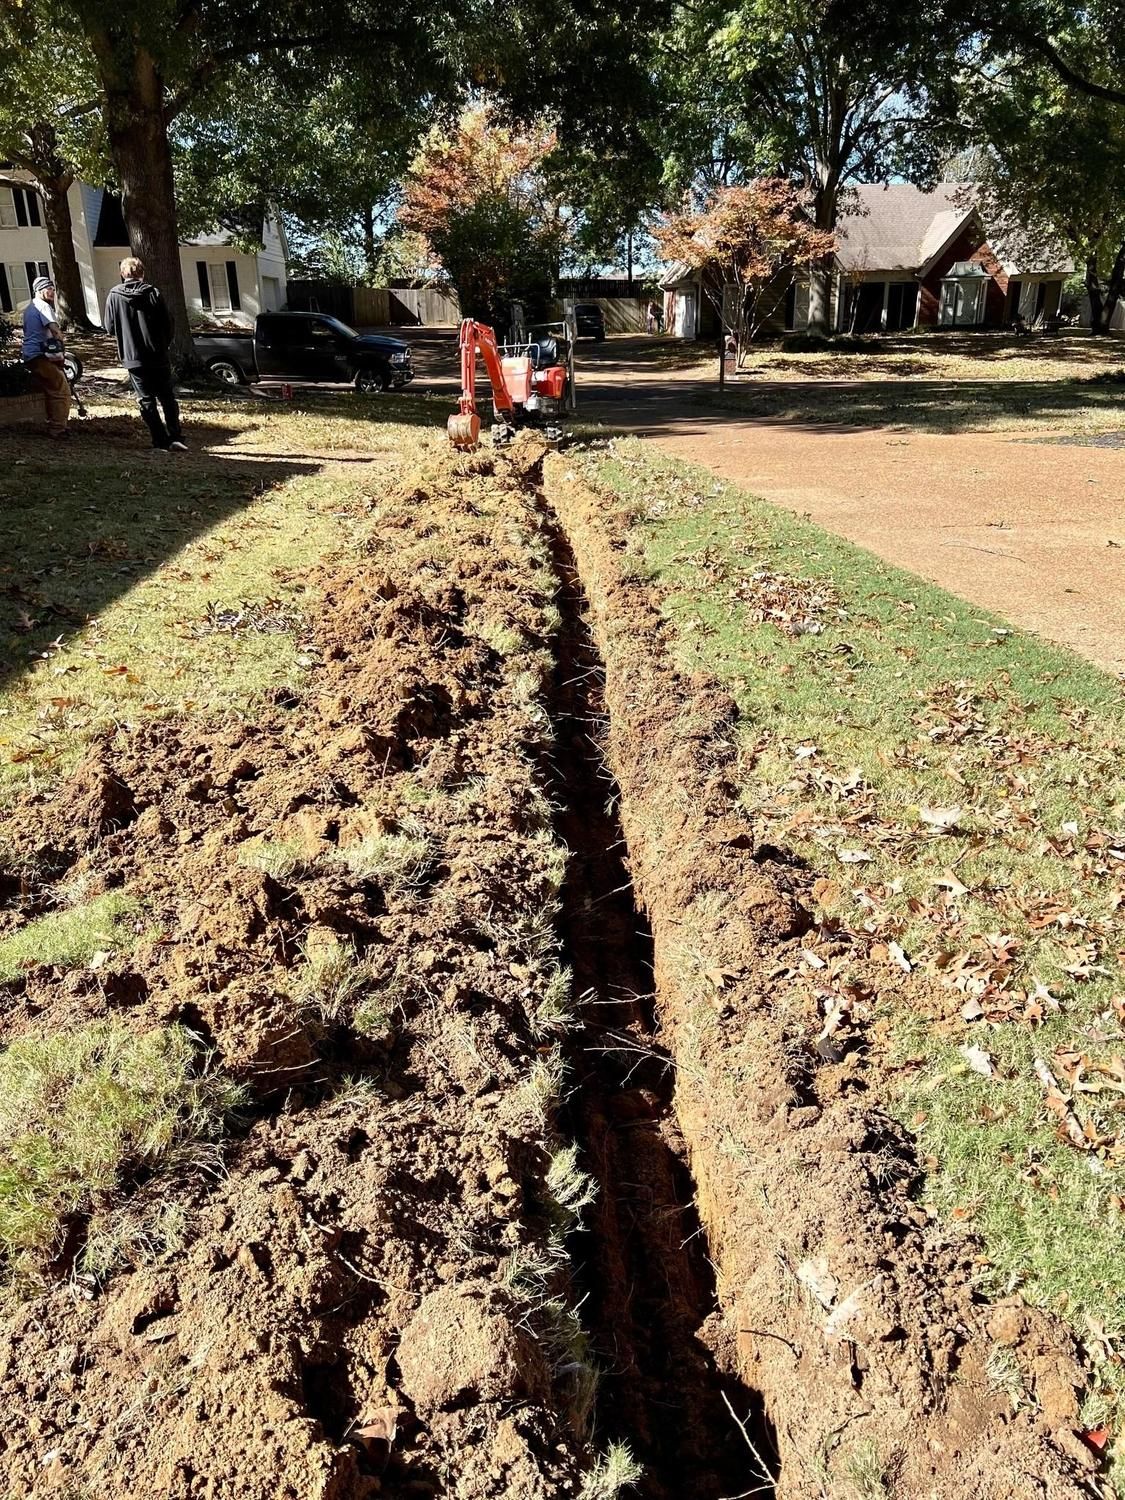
[208,358,244,388]
[355,367,388,395]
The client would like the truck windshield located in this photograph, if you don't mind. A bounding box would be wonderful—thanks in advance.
[316,316,358,338]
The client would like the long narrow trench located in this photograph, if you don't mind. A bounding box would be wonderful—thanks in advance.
[534,482,779,1500]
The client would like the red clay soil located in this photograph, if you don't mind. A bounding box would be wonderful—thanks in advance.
[544,454,1101,1500]
[0,443,593,1499]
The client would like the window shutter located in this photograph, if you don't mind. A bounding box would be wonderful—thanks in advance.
[14,189,27,227]
[27,191,41,228]
[0,265,10,314]
[197,260,211,309]
[225,260,241,311]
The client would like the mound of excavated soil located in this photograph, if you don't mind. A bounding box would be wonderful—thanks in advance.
[543,455,1101,1500]
[0,440,594,1499]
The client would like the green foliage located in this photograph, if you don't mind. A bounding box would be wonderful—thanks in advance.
[965,53,1125,330]
[0,1022,240,1288]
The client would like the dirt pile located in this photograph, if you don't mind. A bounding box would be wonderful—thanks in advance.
[0,441,594,1498]
[543,455,1100,1499]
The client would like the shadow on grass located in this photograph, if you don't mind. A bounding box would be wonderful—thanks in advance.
[0,409,326,698]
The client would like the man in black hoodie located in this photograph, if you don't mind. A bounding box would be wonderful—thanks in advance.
[103,257,187,451]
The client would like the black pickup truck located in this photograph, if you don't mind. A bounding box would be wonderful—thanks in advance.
[193,312,414,393]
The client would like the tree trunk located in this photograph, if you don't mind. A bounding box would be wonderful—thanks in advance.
[38,173,96,330]
[627,230,634,288]
[363,206,377,282]
[1085,252,1106,333]
[809,176,839,335]
[96,41,192,368]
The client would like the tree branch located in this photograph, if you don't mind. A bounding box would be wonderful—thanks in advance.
[1017,30,1125,106]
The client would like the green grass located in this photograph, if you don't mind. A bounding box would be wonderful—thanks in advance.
[291,936,369,1023]
[0,1021,241,1289]
[237,837,320,881]
[578,1442,643,1500]
[585,438,1125,1445]
[0,393,448,809]
[0,891,138,981]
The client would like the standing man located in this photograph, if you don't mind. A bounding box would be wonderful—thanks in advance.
[21,276,70,439]
[103,257,187,451]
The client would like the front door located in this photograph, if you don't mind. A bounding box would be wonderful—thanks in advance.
[675,291,697,339]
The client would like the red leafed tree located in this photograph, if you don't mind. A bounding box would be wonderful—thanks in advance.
[657,179,836,356]
[401,107,569,325]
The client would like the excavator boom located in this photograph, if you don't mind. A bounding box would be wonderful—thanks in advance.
[448,319,516,449]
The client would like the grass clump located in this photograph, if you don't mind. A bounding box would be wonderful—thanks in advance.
[237,837,320,881]
[333,826,434,894]
[292,937,368,1022]
[0,1021,241,1289]
[0,891,137,982]
[579,1442,643,1499]
[545,1142,597,1229]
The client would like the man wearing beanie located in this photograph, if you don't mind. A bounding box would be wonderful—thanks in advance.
[21,276,70,439]
[103,256,186,452]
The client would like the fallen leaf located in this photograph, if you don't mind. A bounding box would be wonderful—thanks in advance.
[959,1043,994,1077]
[919,805,963,833]
[887,941,912,973]
[838,849,872,864]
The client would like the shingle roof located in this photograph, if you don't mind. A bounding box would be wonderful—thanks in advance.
[836,182,1071,275]
[836,183,970,272]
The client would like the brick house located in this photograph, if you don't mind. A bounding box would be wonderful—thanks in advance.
[834,184,1070,333]
[663,183,1071,338]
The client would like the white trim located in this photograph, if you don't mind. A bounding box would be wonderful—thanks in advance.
[916,210,977,278]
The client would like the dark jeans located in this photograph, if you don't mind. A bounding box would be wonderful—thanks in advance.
[128,364,182,448]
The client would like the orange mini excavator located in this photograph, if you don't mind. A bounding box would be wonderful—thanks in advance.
[448,317,575,450]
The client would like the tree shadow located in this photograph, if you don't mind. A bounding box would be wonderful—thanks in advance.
[0,410,328,698]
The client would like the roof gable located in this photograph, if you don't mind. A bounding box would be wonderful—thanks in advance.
[836,183,971,273]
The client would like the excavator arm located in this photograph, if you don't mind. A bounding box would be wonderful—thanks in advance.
[448,319,516,449]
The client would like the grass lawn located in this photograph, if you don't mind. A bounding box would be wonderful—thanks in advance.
[666,329,1125,434]
[583,437,1125,1451]
[0,388,447,808]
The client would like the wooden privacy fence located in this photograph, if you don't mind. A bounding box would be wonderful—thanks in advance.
[551,296,650,333]
[286,281,462,327]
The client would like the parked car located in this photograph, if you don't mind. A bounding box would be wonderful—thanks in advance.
[194,312,414,392]
[572,303,606,342]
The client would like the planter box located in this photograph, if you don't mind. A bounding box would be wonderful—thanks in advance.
[0,392,43,427]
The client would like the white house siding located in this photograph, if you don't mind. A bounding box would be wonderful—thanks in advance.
[0,177,51,311]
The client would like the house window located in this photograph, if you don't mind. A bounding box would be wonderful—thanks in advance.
[0,185,43,228]
[5,262,31,309]
[207,262,231,313]
[201,259,241,315]
[886,282,917,331]
[784,281,797,331]
[939,268,988,327]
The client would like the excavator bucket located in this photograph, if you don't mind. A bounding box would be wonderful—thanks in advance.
[447,412,481,449]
